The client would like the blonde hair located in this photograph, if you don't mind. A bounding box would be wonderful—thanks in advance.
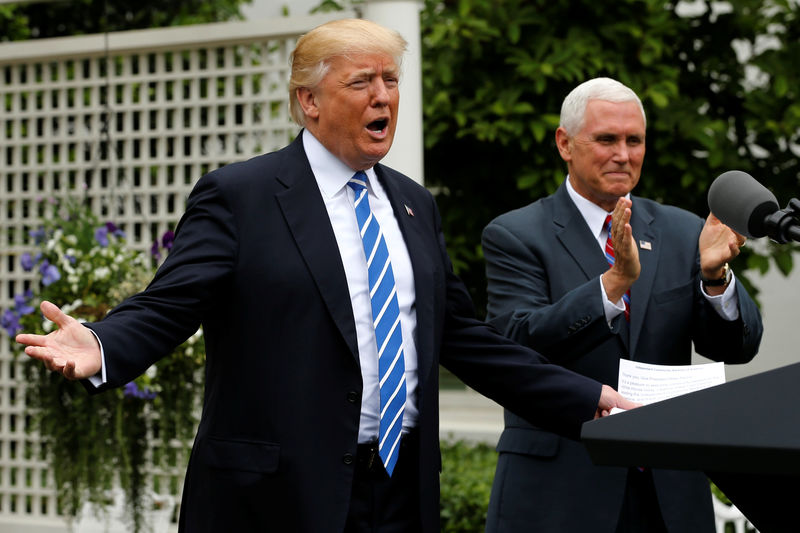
[288,18,408,126]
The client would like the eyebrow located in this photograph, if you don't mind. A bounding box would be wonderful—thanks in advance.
[350,66,399,79]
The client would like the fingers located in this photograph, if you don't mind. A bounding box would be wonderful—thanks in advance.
[16,332,47,347]
[62,360,78,380]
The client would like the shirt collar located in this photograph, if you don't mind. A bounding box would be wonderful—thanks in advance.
[565,175,630,238]
[302,129,382,200]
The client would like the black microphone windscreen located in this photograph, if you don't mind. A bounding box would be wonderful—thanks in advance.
[708,171,779,238]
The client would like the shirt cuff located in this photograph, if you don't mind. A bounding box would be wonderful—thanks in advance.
[599,276,626,324]
[85,327,107,388]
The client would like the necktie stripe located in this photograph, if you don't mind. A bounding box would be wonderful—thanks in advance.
[377,314,401,358]
[378,344,404,388]
[378,328,403,379]
[380,376,406,420]
[370,260,391,299]
[347,172,406,476]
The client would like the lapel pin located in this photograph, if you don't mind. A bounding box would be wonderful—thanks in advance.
[639,240,652,250]
[405,204,414,217]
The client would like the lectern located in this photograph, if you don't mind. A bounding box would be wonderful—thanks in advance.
[581,362,800,532]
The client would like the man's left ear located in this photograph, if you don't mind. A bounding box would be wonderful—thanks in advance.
[296,87,319,120]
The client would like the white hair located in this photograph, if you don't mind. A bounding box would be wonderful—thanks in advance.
[559,77,646,135]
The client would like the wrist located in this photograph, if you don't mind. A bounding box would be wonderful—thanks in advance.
[701,262,731,287]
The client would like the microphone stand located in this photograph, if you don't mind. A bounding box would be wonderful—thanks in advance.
[764,198,800,244]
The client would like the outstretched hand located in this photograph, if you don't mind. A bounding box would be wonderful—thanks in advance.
[595,384,640,419]
[16,301,102,380]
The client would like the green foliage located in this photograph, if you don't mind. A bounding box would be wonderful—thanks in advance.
[0,0,250,41]
[440,439,497,532]
[422,0,800,314]
[3,199,203,532]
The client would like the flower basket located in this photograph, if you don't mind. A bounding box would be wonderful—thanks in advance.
[2,199,203,532]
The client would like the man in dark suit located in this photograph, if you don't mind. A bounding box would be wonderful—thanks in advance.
[482,77,763,533]
[16,21,635,533]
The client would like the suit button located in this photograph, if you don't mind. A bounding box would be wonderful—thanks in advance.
[347,391,359,403]
[743,324,750,335]
[342,453,354,465]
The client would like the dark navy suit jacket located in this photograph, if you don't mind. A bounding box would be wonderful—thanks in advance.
[482,182,763,533]
[87,136,605,533]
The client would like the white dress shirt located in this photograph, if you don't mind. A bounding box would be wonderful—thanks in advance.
[303,130,419,443]
[564,177,739,323]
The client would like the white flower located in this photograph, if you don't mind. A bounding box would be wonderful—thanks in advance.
[94,267,111,280]
[62,299,83,314]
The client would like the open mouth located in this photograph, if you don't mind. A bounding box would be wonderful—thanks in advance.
[367,118,388,133]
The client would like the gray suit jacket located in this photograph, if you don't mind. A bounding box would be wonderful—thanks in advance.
[481,182,763,533]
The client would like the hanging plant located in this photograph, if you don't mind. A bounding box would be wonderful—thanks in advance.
[2,198,203,532]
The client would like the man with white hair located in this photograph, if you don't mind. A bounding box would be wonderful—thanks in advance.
[482,77,763,533]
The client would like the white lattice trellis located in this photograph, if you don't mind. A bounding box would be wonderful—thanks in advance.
[0,12,350,531]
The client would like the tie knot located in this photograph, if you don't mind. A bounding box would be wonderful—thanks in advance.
[348,171,368,192]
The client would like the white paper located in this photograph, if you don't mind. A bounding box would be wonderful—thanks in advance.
[617,359,726,406]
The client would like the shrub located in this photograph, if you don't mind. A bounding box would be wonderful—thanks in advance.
[440,438,498,533]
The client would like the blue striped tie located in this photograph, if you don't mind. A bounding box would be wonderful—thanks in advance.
[347,171,406,476]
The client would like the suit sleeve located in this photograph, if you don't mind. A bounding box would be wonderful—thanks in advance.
[689,253,763,365]
[429,197,602,440]
[86,174,238,389]
[481,220,620,365]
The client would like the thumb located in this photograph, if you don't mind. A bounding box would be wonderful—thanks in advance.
[40,301,71,329]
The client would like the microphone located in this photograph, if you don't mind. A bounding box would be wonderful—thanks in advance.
[708,170,800,243]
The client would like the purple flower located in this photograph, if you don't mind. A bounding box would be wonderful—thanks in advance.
[150,240,161,260]
[1,310,20,337]
[20,252,36,271]
[161,230,175,251]
[29,227,46,244]
[123,381,157,400]
[105,222,126,239]
[13,293,34,315]
[94,226,109,247]
[39,260,61,286]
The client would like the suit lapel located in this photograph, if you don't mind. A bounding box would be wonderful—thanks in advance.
[553,185,610,280]
[629,198,658,358]
[374,165,436,387]
[553,184,631,353]
[274,137,359,360]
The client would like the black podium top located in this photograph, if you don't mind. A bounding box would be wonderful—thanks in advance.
[581,361,800,475]
[581,362,800,532]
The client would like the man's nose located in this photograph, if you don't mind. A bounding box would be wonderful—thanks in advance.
[371,80,390,105]
[612,141,630,162]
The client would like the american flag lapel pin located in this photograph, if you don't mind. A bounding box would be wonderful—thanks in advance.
[639,240,652,250]
[405,204,414,217]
